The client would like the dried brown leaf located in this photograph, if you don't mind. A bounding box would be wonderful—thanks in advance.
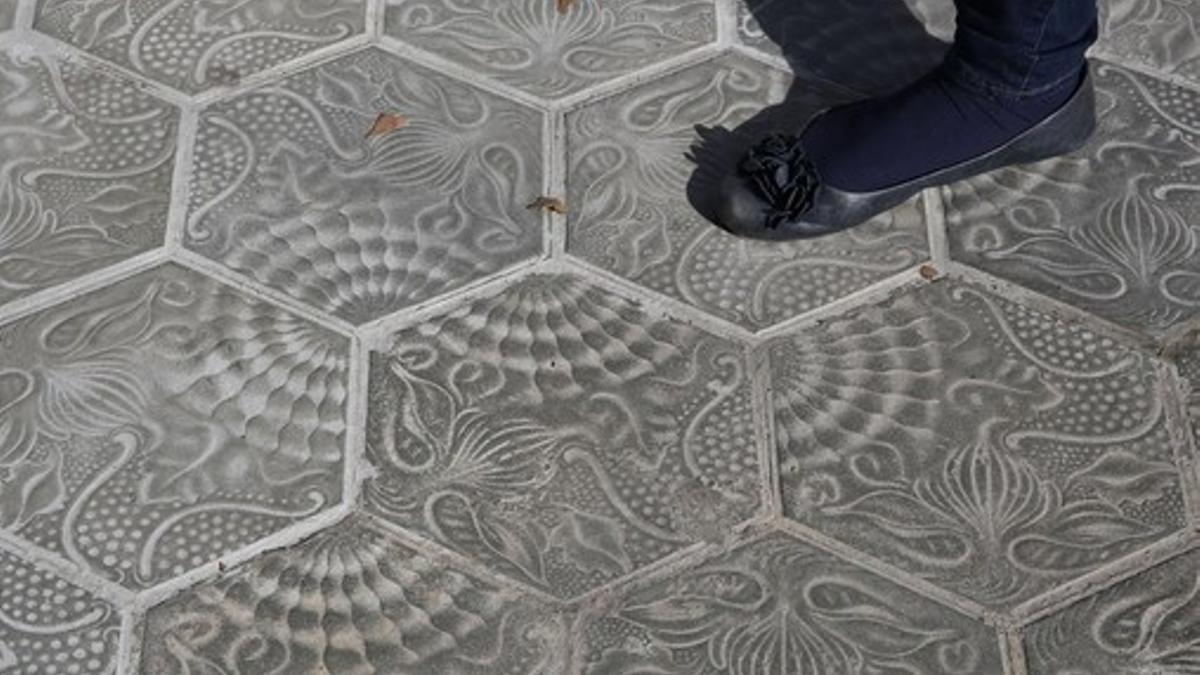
[918,264,939,281]
[556,0,577,14]
[366,113,408,138]
[527,196,568,214]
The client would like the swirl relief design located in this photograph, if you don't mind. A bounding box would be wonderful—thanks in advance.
[1101,0,1200,88]
[383,0,715,99]
[947,63,1200,335]
[185,48,544,324]
[1025,548,1200,674]
[580,532,1003,674]
[140,518,569,675]
[33,0,366,93]
[0,264,349,589]
[565,55,929,330]
[769,279,1187,610]
[0,45,178,308]
[364,275,761,599]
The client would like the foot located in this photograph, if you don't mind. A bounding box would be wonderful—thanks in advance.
[802,66,1085,192]
[717,64,1093,240]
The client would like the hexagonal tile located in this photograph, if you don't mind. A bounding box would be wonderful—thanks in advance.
[578,531,1004,674]
[767,278,1188,611]
[139,516,570,674]
[363,274,761,599]
[1100,0,1200,90]
[184,47,544,325]
[736,0,950,95]
[945,62,1200,337]
[382,0,715,100]
[565,53,930,331]
[33,0,367,94]
[1023,547,1200,674]
[0,43,178,308]
[0,551,120,674]
[0,263,349,589]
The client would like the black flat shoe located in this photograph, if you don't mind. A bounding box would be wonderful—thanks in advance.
[717,69,1096,240]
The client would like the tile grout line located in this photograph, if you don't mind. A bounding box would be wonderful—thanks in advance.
[191,32,375,107]
[12,0,35,31]
[0,530,134,607]
[754,264,928,342]
[169,248,357,338]
[554,42,728,112]
[366,0,385,39]
[554,255,758,344]
[163,106,199,254]
[132,503,354,613]
[924,187,951,269]
[1010,529,1199,626]
[355,257,545,343]
[0,248,168,326]
[1159,358,1200,532]
[1090,46,1200,99]
[749,346,783,519]
[943,260,1158,354]
[714,0,740,48]
[1003,629,1029,675]
[116,607,140,675]
[771,518,997,623]
[545,107,568,260]
[342,337,370,507]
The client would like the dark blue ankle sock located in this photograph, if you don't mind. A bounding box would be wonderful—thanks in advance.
[800,66,1086,192]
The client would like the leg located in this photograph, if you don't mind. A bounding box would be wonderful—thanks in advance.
[803,0,1098,192]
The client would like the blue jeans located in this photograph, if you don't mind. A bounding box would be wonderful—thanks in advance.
[945,0,1098,97]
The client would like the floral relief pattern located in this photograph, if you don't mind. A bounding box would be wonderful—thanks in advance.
[769,279,1187,610]
[364,274,761,599]
[0,44,178,308]
[185,47,544,325]
[579,532,1003,675]
[1024,548,1200,674]
[140,517,570,675]
[947,62,1200,335]
[0,551,120,674]
[33,0,367,93]
[1100,0,1200,88]
[383,0,715,99]
[566,55,929,330]
[0,263,349,589]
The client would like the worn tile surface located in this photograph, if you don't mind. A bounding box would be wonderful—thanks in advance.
[565,53,929,330]
[1024,547,1200,674]
[579,531,1004,674]
[769,278,1188,611]
[1,0,1199,671]
[185,47,545,325]
[0,551,120,674]
[0,43,177,308]
[364,274,761,599]
[140,517,570,674]
[383,0,716,99]
[33,0,367,94]
[0,264,349,588]
[946,62,1200,336]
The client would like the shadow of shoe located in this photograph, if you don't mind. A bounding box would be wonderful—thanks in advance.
[685,0,952,232]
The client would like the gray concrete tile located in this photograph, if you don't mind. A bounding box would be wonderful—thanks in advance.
[364,273,761,599]
[1024,547,1200,674]
[0,2,14,32]
[139,517,570,674]
[945,62,1200,336]
[0,263,349,589]
[383,0,716,99]
[33,0,367,94]
[565,53,930,331]
[769,278,1188,611]
[0,550,120,674]
[0,43,177,309]
[184,47,545,325]
[578,531,1004,675]
[1101,0,1200,89]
